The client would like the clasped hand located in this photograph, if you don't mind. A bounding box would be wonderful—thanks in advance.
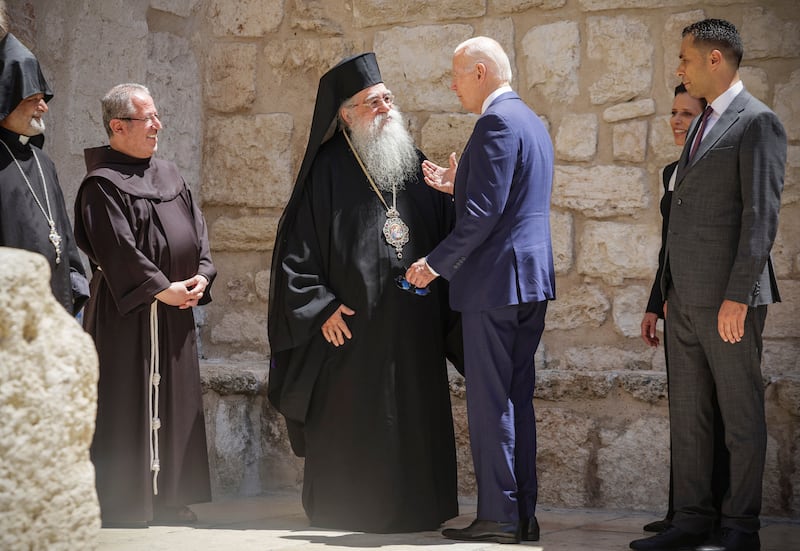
[155,275,208,309]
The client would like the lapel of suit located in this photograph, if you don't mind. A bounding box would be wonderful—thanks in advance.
[675,90,751,188]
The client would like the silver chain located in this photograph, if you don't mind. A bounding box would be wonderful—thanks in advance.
[0,138,62,263]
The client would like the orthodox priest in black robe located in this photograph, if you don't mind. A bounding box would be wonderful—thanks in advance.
[268,53,460,533]
[0,32,88,314]
[74,83,215,527]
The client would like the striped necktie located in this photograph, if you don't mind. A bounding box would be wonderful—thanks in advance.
[689,105,714,161]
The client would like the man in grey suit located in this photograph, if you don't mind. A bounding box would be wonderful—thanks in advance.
[630,19,786,551]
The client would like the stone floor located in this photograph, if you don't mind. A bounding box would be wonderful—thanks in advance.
[98,492,800,550]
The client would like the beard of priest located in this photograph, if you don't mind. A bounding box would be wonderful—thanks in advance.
[338,89,418,192]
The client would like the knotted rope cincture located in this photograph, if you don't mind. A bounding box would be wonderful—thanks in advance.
[149,300,161,495]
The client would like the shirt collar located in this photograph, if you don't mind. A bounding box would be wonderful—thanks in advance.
[709,80,744,119]
[481,85,513,114]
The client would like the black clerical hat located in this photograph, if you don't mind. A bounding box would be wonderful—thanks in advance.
[295,52,382,193]
[0,33,53,121]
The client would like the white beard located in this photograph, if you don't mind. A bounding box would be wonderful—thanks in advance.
[349,109,419,192]
[27,116,45,136]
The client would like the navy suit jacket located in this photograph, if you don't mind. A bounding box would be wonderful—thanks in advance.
[662,89,785,308]
[427,91,555,313]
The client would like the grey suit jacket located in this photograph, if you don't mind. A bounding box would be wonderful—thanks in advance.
[661,89,786,308]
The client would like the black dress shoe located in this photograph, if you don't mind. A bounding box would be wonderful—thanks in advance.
[630,525,707,550]
[643,518,673,533]
[520,515,540,541]
[705,528,760,551]
[442,519,521,544]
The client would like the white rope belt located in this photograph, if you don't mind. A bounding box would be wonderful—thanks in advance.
[149,301,161,495]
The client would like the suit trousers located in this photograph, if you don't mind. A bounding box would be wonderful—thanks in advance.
[462,300,547,523]
[665,288,767,534]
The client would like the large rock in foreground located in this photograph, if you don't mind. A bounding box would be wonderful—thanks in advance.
[0,248,100,550]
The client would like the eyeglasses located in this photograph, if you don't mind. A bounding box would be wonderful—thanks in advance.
[395,275,430,296]
[118,113,161,124]
[352,93,394,110]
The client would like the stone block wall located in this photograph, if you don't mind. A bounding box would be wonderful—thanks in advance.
[8,0,800,517]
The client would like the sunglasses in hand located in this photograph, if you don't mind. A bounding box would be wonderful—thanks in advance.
[395,275,430,296]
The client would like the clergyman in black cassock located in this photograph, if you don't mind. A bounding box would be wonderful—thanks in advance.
[268,53,460,533]
[0,31,88,314]
[74,84,215,528]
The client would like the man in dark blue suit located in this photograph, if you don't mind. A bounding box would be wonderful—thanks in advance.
[406,36,555,544]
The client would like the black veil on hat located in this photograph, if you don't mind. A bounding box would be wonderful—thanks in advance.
[268,52,382,352]
[293,52,382,200]
[0,33,53,121]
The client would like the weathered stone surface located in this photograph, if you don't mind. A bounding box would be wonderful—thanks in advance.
[546,285,610,330]
[201,361,267,396]
[580,0,737,8]
[761,433,783,516]
[254,270,271,301]
[612,120,648,162]
[551,209,573,274]
[211,311,269,348]
[613,285,651,338]
[741,6,800,59]
[782,145,800,206]
[555,114,597,162]
[618,371,668,403]
[763,342,800,378]
[650,114,682,165]
[795,426,800,515]
[0,248,100,550]
[201,360,303,497]
[773,376,800,418]
[420,113,477,166]
[204,43,258,112]
[587,16,653,105]
[603,99,655,123]
[374,25,473,112]
[661,10,705,94]
[449,388,476,496]
[491,0,567,12]
[536,408,595,507]
[773,203,800,278]
[260,395,305,490]
[578,221,661,285]
[289,0,345,34]
[203,114,294,207]
[553,165,649,218]
[207,0,284,37]
[598,417,669,510]
[148,32,202,196]
[763,280,799,339]
[521,21,580,103]
[739,66,770,105]
[353,0,485,28]
[210,216,277,252]
[558,345,656,371]
[150,0,200,17]
[264,38,349,81]
[774,69,800,142]
[65,2,150,158]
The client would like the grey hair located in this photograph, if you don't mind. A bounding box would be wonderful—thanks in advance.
[101,83,150,137]
[454,36,512,83]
